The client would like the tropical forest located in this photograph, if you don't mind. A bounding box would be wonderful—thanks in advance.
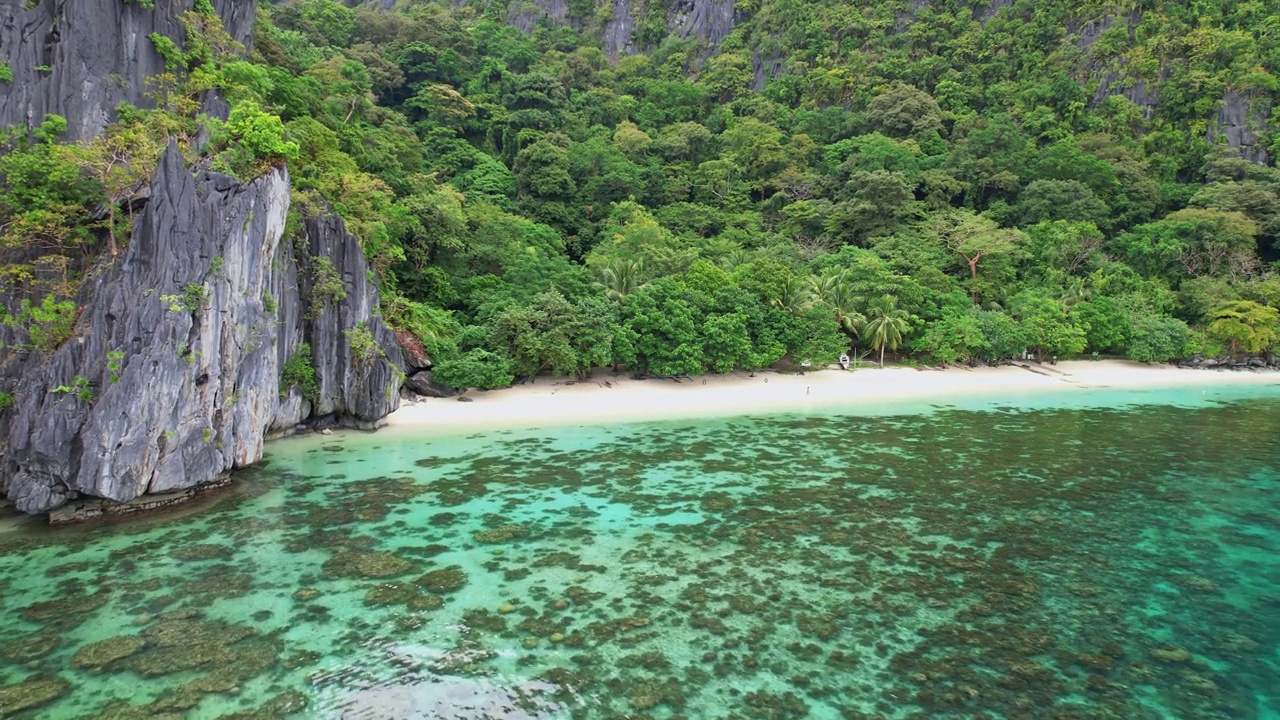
[4,0,1280,387]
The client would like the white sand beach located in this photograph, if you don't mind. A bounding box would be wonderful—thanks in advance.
[387,360,1280,434]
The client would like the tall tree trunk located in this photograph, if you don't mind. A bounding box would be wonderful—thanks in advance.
[880,344,885,367]
[107,202,118,260]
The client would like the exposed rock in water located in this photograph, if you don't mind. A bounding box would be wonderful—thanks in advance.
[2,144,401,515]
[0,0,255,140]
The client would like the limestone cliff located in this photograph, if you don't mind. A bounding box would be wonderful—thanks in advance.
[1,146,402,515]
[0,0,254,140]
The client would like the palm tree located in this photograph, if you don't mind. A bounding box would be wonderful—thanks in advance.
[773,275,812,316]
[809,272,864,339]
[719,248,755,271]
[1058,277,1092,310]
[862,295,910,367]
[599,258,645,303]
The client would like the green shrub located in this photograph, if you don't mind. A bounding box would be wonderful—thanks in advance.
[433,348,514,390]
[51,375,92,403]
[280,342,318,401]
[148,32,184,70]
[1,295,79,352]
[310,257,345,317]
[344,322,383,365]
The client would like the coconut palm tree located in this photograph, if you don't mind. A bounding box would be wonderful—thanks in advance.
[599,258,645,303]
[809,272,865,338]
[772,275,812,316]
[862,294,910,367]
[719,247,755,271]
[1058,276,1092,310]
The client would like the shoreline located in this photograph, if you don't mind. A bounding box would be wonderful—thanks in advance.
[386,360,1280,435]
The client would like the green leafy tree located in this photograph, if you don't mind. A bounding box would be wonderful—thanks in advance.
[616,278,705,376]
[973,309,1032,362]
[488,290,617,380]
[1205,300,1280,355]
[1011,291,1087,358]
[1112,208,1258,280]
[866,84,943,139]
[701,312,754,373]
[432,348,515,390]
[1126,311,1191,363]
[913,308,986,366]
[1070,298,1130,354]
[63,117,167,259]
[933,210,1025,287]
[211,100,300,177]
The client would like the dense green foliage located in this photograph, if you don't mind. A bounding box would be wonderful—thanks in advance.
[3,0,1280,383]
[280,342,320,400]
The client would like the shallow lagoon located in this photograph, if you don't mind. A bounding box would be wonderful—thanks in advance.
[1,383,1279,719]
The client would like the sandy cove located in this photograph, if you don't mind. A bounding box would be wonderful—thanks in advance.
[386,360,1280,435]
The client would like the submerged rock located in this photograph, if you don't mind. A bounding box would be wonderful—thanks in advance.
[322,551,414,580]
[418,565,468,593]
[71,635,147,670]
[0,632,59,663]
[474,524,527,544]
[1150,646,1193,663]
[0,674,71,716]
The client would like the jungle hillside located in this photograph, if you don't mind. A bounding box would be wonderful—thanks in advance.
[4,0,1280,389]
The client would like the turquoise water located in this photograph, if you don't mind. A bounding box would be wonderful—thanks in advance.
[1,382,1279,719]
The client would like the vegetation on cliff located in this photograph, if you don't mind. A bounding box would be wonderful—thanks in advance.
[3,0,1280,386]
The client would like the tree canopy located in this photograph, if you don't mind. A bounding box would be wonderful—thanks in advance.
[3,0,1280,385]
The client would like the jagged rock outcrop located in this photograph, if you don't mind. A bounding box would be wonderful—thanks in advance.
[0,0,254,140]
[2,145,401,515]
[269,214,404,432]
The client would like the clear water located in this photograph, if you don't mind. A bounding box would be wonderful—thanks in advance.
[2,383,1279,719]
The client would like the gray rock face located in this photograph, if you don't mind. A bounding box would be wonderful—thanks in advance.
[2,145,401,514]
[669,0,736,49]
[405,371,455,399]
[510,0,567,33]
[0,0,254,140]
[1209,90,1270,165]
[509,0,735,58]
[270,214,404,432]
[602,0,636,58]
